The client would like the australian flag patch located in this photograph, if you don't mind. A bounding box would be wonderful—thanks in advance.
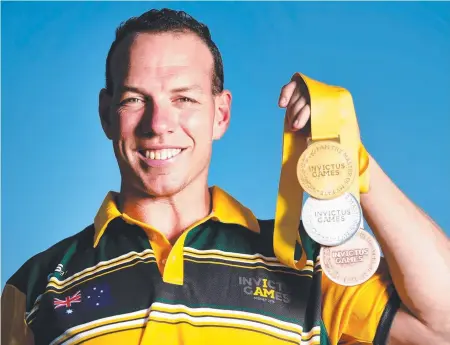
[52,283,112,316]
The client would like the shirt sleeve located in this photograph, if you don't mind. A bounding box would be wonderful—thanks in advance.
[321,257,401,345]
[1,284,35,345]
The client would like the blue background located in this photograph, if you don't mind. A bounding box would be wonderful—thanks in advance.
[2,1,450,287]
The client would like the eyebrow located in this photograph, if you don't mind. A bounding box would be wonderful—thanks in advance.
[118,86,147,95]
[170,85,204,93]
[118,84,205,95]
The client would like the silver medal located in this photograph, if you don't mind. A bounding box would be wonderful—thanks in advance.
[302,192,362,246]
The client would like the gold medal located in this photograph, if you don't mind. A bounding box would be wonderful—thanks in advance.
[319,228,381,286]
[297,140,357,200]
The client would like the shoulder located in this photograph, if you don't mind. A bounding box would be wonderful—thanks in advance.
[322,257,400,344]
[4,224,95,307]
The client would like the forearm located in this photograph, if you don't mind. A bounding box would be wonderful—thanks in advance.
[360,154,450,336]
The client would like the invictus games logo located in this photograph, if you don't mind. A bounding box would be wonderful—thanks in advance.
[238,276,291,304]
[309,163,346,178]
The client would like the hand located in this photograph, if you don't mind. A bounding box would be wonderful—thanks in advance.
[278,73,311,132]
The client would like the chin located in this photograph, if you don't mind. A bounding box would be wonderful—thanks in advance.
[139,179,188,198]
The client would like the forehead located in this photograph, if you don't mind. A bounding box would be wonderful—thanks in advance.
[110,31,214,91]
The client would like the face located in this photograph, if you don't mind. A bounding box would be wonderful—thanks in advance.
[99,32,231,197]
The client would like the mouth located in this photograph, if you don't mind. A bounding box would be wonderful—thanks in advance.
[137,148,186,163]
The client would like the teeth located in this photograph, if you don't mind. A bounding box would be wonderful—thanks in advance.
[142,148,182,160]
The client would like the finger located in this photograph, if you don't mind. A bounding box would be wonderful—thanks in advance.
[285,87,302,125]
[293,104,311,131]
[289,96,308,129]
[278,80,297,108]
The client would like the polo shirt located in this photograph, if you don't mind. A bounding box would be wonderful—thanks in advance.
[2,186,400,345]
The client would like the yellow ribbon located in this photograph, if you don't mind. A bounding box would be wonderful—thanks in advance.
[273,73,370,270]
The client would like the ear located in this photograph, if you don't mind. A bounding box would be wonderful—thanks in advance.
[212,90,232,140]
[99,88,114,140]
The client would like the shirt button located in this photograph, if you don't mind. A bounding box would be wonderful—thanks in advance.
[161,258,167,265]
[150,234,158,241]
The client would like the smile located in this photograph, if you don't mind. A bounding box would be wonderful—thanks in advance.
[138,148,184,161]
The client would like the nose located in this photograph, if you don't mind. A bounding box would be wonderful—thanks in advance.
[140,100,177,136]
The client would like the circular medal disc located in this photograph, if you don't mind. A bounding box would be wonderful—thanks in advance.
[302,192,362,246]
[320,228,381,286]
[297,140,357,200]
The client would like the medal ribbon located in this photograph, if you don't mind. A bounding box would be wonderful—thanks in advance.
[273,73,370,270]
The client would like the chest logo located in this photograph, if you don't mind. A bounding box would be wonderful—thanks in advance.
[239,277,291,304]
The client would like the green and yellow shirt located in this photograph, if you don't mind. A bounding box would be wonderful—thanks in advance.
[2,186,399,345]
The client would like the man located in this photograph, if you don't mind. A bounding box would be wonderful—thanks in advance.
[2,8,449,345]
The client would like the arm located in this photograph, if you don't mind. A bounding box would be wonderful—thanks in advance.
[1,284,35,345]
[279,74,450,344]
[361,154,450,345]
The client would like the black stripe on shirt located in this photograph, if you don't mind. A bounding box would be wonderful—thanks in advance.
[373,288,401,345]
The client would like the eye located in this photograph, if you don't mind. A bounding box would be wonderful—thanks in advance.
[176,97,196,103]
[119,98,144,106]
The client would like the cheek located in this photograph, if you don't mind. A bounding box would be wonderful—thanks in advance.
[114,112,141,141]
[180,108,214,140]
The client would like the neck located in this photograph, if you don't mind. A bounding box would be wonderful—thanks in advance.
[118,180,211,243]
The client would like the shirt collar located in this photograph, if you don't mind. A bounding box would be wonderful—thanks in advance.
[93,186,260,247]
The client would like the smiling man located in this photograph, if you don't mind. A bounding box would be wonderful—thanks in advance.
[101,27,231,242]
[2,8,450,345]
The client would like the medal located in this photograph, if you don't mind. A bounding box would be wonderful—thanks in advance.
[319,228,380,286]
[273,73,373,282]
[297,140,357,200]
[302,192,362,246]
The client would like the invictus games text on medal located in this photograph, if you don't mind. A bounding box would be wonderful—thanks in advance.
[314,209,351,223]
[308,163,346,178]
[331,248,369,264]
